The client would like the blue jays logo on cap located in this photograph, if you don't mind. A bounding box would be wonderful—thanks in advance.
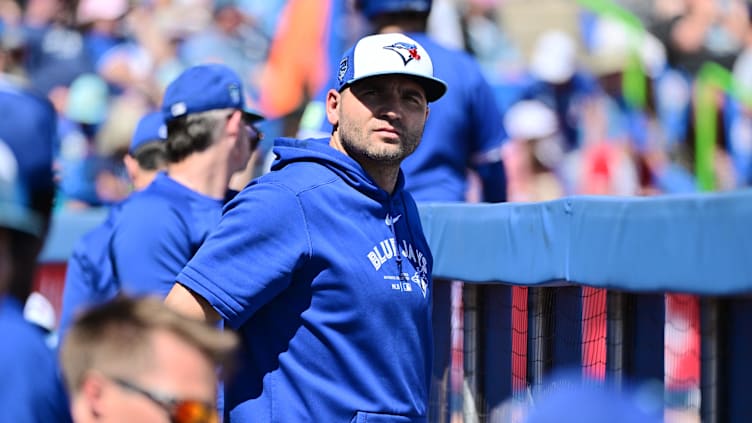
[335,33,447,102]
[338,56,349,84]
[384,42,421,65]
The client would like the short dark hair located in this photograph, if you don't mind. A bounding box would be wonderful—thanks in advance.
[131,140,168,171]
[164,108,230,163]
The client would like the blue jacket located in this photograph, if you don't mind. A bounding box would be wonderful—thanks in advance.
[0,297,72,422]
[110,172,227,297]
[58,204,122,342]
[177,138,434,422]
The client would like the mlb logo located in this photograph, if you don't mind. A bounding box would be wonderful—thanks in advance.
[402,282,412,292]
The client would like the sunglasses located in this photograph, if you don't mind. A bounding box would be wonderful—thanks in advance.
[226,111,264,146]
[246,123,263,146]
[110,377,218,423]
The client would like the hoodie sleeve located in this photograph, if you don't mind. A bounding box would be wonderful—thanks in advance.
[176,181,310,328]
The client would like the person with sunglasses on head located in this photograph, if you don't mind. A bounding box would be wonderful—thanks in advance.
[108,63,264,299]
[165,32,446,422]
[58,110,169,344]
[0,74,73,421]
[59,295,238,423]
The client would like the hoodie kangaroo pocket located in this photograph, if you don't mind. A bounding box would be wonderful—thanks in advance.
[350,411,426,423]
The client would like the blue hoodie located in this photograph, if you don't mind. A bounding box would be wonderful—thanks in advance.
[177,138,434,422]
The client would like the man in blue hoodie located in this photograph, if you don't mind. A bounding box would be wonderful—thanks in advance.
[166,32,446,422]
[299,0,507,203]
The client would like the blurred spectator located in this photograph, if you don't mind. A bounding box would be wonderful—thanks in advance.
[96,3,185,102]
[502,100,566,202]
[180,0,270,102]
[75,0,129,72]
[650,0,750,76]
[54,72,114,209]
[0,12,27,84]
[517,29,601,152]
[0,68,73,422]
[21,0,93,98]
[460,0,524,80]
[59,296,237,423]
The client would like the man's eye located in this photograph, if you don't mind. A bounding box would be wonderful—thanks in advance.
[404,93,425,104]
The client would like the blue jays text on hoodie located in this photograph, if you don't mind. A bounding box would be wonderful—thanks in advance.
[109,172,230,298]
[177,138,434,422]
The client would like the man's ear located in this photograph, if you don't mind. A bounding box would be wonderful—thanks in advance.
[226,110,243,137]
[123,154,139,182]
[76,372,108,420]
[325,89,341,127]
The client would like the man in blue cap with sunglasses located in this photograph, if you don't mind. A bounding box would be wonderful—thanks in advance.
[109,63,264,299]
[166,32,445,422]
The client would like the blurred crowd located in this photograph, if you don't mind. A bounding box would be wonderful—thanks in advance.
[2,0,752,210]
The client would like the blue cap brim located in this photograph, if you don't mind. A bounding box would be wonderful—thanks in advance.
[342,73,447,103]
[242,108,264,123]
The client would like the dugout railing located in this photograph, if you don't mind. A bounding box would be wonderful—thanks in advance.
[37,189,752,422]
[421,190,752,422]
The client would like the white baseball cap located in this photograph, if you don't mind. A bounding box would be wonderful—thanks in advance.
[530,30,578,84]
[503,100,558,140]
[336,33,447,102]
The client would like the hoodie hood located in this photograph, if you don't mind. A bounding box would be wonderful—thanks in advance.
[270,137,405,202]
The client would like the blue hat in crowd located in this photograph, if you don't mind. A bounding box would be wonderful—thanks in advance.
[129,111,167,154]
[523,370,663,423]
[0,82,57,237]
[162,63,264,123]
[357,0,432,19]
[337,33,446,102]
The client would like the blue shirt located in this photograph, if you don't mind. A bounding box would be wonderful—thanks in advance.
[58,204,123,342]
[0,297,72,422]
[110,172,228,297]
[299,32,507,203]
[177,138,434,422]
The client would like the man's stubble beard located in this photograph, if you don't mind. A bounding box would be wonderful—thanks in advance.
[338,119,423,166]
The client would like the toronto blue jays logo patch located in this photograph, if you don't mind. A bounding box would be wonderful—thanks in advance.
[338,56,349,83]
[383,42,421,66]
[228,84,241,104]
